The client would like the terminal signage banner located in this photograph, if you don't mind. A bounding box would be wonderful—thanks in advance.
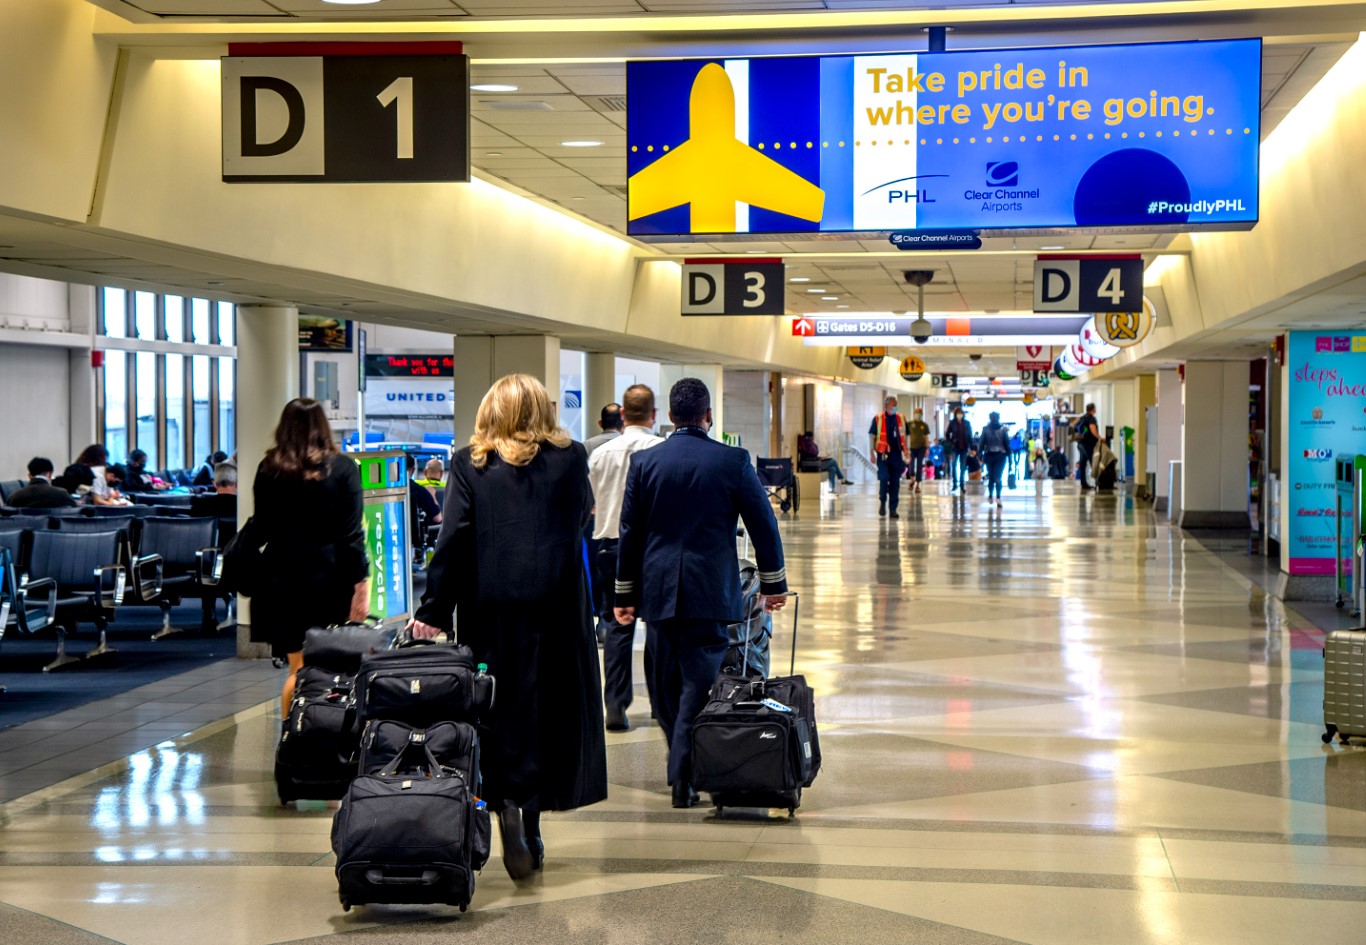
[627,38,1260,236]
[1285,332,1366,575]
[364,378,455,417]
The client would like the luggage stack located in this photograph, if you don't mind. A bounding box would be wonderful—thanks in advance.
[1322,628,1366,745]
[691,592,821,817]
[275,620,402,805]
[331,639,496,913]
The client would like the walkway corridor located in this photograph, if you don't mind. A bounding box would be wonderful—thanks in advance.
[1,487,1363,944]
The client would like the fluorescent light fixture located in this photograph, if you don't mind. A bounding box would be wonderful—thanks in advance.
[805,288,826,293]
[486,151,503,157]
[322,0,380,4]
[789,277,810,283]
[1041,245,1066,251]
[745,249,767,254]
[822,296,839,301]
[837,304,850,309]
[560,140,603,148]
[470,84,519,92]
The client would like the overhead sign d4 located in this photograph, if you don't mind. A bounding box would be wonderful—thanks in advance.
[682,260,785,315]
[1033,256,1144,313]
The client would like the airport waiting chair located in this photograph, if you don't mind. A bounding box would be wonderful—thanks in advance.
[756,457,800,513]
[25,528,156,672]
[2,545,58,677]
[0,480,26,504]
[134,516,220,640]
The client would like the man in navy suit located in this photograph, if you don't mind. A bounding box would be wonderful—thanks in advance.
[614,378,789,808]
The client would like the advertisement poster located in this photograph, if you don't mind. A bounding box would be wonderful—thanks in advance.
[363,497,410,619]
[627,38,1259,236]
[1285,332,1366,575]
[298,314,353,351]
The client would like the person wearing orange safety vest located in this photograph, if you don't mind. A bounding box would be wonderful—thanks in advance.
[867,395,910,519]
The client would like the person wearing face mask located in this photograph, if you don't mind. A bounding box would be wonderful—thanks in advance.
[868,395,909,518]
[944,406,973,492]
[905,407,931,494]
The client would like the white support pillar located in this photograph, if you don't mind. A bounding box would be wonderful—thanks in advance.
[1110,379,1137,481]
[584,352,618,427]
[235,303,300,658]
[1154,368,1183,514]
[452,334,561,445]
[1178,361,1251,528]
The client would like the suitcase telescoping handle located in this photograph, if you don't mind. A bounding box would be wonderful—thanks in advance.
[741,589,800,678]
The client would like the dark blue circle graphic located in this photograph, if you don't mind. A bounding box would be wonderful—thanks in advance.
[1073,149,1190,227]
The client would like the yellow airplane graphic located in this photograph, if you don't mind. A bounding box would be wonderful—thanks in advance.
[628,63,826,233]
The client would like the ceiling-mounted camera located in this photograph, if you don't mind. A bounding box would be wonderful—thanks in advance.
[969,353,983,361]
[910,317,932,344]
[903,270,935,286]
[903,270,934,342]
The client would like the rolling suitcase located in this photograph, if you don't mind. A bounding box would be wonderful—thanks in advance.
[358,719,481,790]
[276,665,357,804]
[353,640,495,729]
[691,593,821,816]
[1323,628,1366,745]
[332,740,491,912]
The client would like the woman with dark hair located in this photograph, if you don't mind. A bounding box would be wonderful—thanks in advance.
[412,374,607,882]
[69,444,129,506]
[251,398,369,717]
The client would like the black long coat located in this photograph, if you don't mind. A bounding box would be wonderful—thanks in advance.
[415,442,608,812]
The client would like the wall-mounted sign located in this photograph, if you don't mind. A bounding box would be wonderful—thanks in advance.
[1285,332,1366,576]
[626,39,1260,236]
[681,260,785,314]
[1033,256,1144,313]
[1095,296,1157,347]
[222,42,470,183]
[1016,344,1052,370]
[930,372,958,388]
[364,354,455,378]
[299,314,352,351]
[847,346,886,369]
[889,231,981,251]
[899,355,926,381]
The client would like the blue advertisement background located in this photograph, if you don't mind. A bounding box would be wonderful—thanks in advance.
[1285,332,1366,575]
[627,38,1260,235]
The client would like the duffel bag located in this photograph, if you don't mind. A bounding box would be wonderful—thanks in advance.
[358,719,481,791]
[353,642,495,727]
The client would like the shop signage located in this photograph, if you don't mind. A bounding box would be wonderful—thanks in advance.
[222,42,470,183]
[1033,256,1144,313]
[899,355,926,381]
[1095,296,1157,347]
[847,346,886,369]
[627,39,1260,236]
[681,260,785,315]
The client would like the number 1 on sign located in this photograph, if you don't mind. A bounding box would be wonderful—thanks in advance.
[377,76,414,160]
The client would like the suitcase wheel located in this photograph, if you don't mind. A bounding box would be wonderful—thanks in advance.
[460,904,467,913]
[340,898,350,912]
[1322,731,1334,744]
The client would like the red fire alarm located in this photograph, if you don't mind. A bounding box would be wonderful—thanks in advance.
[91,350,105,369]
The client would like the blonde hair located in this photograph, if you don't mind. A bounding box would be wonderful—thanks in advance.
[469,374,571,469]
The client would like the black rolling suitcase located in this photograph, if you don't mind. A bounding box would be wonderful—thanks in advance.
[274,621,403,804]
[692,593,821,816]
[332,740,491,912]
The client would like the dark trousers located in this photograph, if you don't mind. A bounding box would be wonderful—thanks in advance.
[596,539,636,712]
[944,448,962,487]
[877,456,906,511]
[984,452,1008,499]
[1078,443,1095,487]
[909,447,926,482]
[646,617,727,788]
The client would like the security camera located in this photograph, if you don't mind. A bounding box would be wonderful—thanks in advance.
[910,316,932,344]
[903,270,935,287]
[969,353,983,361]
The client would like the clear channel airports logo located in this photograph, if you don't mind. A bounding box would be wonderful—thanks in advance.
[965,160,1039,212]
[985,161,1019,187]
[1302,448,1334,462]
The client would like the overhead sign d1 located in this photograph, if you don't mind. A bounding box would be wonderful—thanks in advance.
[899,355,926,381]
[1033,256,1144,313]
[1095,295,1158,347]
[847,346,886,370]
[682,260,785,315]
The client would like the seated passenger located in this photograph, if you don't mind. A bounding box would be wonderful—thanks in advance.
[7,456,78,509]
[191,462,239,543]
[191,450,229,488]
[797,431,852,491]
[122,449,168,492]
[72,444,130,506]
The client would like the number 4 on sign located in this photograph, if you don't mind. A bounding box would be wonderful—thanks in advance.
[1098,267,1124,306]
[377,77,414,159]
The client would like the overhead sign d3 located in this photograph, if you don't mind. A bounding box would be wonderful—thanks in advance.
[222,42,470,183]
[627,38,1260,236]
[681,260,785,315]
[847,346,886,370]
[899,355,926,381]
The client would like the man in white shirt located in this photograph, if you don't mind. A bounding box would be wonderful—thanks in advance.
[588,384,662,731]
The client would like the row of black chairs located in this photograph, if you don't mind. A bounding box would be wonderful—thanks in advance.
[0,516,223,673]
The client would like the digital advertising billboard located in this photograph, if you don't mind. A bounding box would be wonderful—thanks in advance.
[626,38,1261,237]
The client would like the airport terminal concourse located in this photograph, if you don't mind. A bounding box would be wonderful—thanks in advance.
[1,2,1365,943]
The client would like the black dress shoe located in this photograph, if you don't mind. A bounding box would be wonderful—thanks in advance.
[889,511,900,519]
[497,803,534,880]
[672,783,700,809]
[605,706,631,732]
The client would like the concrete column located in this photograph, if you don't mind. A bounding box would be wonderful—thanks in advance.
[1178,362,1250,528]
[67,284,97,461]
[1153,369,1183,514]
[1135,374,1157,498]
[452,334,561,444]
[769,372,783,457]
[584,352,618,423]
[1109,379,1137,481]
[235,303,300,658]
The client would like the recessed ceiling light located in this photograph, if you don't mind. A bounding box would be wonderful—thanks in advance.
[486,151,503,157]
[745,249,767,254]
[571,197,585,201]
[790,277,810,283]
[1041,245,1066,251]
[470,84,519,93]
[560,140,603,148]
[822,296,838,301]
[205,280,223,286]
[806,288,826,293]
[837,304,850,309]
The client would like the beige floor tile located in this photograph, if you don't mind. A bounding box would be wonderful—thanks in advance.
[742,840,1174,877]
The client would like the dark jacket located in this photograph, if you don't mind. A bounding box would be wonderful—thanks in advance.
[979,422,1011,455]
[946,417,973,452]
[616,426,786,623]
[415,442,606,812]
[6,480,77,509]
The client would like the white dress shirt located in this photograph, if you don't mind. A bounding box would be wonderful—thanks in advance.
[588,424,662,540]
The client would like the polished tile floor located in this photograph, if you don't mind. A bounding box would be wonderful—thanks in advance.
[2,483,1364,945]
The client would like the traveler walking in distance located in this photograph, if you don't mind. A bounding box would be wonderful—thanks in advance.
[906,407,931,494]
[250,398,369,720]
[588,384,663,732]
[412,374,608,880]
[979,411,1011,509]
[1077,403,1101,490]
[868,395,909,518]
[614,378,788,809]
[944,405,972,491]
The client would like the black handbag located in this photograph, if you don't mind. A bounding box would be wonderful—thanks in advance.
[220,514,267,596]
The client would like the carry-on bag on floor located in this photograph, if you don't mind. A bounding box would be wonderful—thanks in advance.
[691,592,821,816]
[722,560,772,679]
[332,741,491,912]
[353,640,496,730]
[276,665,358,804]
[358,719,481,789]
[1322,628,1366,745]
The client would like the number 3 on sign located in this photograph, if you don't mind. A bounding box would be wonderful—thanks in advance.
[1098,267,1124,306]
[744,271,766,308]
[377,77,414,160]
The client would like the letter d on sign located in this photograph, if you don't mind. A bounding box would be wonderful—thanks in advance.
[222,57,326,179]
[681,264,725,314]
[1032,259,1080,312]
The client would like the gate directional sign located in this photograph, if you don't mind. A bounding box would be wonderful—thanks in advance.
[930,373,958,388]
[682,260,785,315]
[847,346,886,370]
[1033,256,1144,314]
